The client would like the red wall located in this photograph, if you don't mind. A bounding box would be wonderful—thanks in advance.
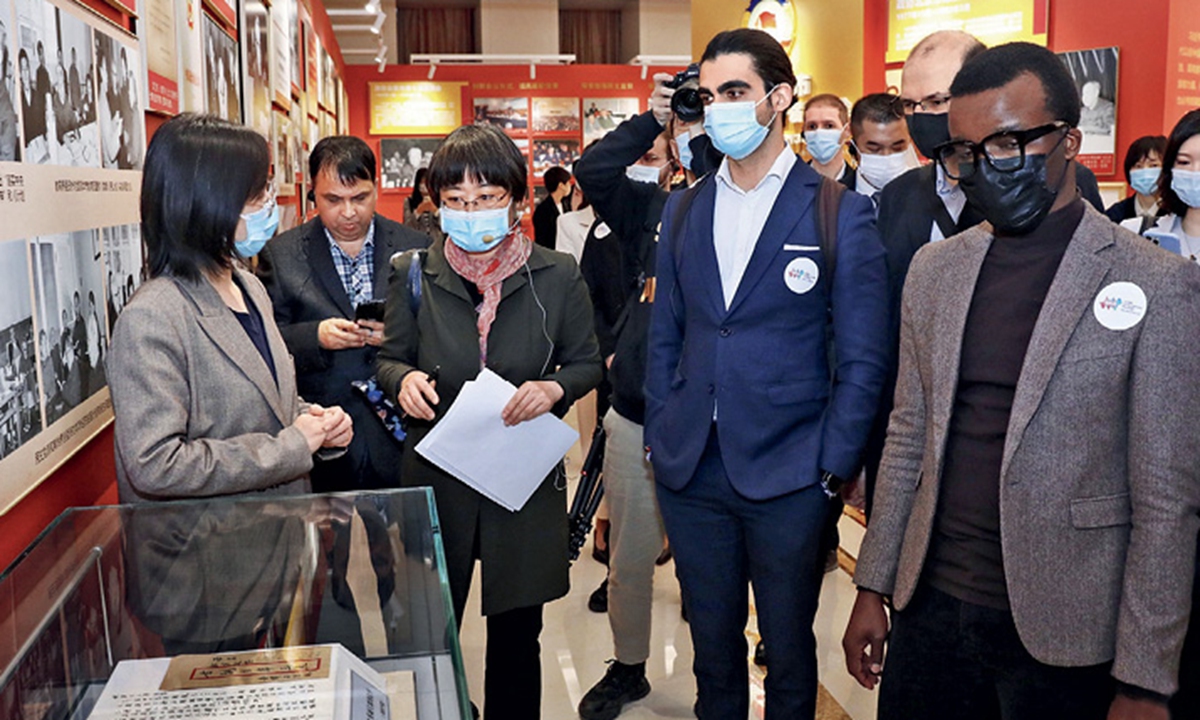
[862,0,1173,183]
[343,63,684,223]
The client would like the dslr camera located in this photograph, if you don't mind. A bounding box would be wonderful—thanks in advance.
[665,64,703,124]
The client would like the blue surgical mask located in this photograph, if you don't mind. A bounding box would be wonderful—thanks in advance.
[440,204,515,253]
[1173,169,1200,209]
[626,163,662,184]
[702,86,779,161]
[1129,167,1161,196]
[675,131,694,174]
[235,198,279,258]
[804,128,844,165]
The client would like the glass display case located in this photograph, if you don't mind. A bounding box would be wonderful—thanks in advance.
[0,488,470,720]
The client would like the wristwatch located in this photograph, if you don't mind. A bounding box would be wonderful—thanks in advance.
[820,470,846,499]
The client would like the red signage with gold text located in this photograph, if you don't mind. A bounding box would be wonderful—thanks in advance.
[1163,2,1200,130]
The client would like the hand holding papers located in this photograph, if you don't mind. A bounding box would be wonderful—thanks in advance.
[416,369,579,511]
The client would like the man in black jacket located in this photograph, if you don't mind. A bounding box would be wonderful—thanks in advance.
[572,74,712,720]
[258,136,428,491]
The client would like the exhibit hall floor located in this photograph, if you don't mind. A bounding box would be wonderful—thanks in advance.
[454,400,879,720]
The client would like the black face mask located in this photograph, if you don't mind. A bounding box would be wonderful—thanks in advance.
[958,137,1068,236]
[906,113,950,160]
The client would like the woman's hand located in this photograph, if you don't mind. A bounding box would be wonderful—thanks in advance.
[316,405,354,448]
[399,371,439,420]
[501,380,564,426]
[293,412,327,454]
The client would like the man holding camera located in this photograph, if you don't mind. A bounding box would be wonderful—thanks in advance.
[258,136,429,491]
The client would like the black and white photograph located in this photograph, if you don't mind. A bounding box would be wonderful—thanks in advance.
[272,108,297,192]
[1059,46,1118,166]
[1,0,22,162]
[583,97,638,145]
[15,0,99,166]
[0,239,41,462]
[241,0,270,137]
[380,136,440,191]
[286,0,301,92]
[474,96,528,131]
[95,33,143,170]
[101,223,142,334]
[321,47,334,109]
[31,230,108,426]
[533,139,580,177]
[532,96,580,133]
[203,13,240,124]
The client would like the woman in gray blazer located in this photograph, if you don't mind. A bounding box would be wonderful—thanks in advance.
[377,124,601,719]
[108,114,352,503]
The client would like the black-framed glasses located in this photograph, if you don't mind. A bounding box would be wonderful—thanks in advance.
[892,93,952,115]
[934,122,1070,180]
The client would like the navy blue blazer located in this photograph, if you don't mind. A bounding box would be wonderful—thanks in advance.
[644,159,889,500]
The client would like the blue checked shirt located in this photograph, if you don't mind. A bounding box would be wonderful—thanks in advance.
[325,220,377,308]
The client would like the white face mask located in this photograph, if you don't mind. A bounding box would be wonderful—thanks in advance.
[626,163,664,185]
[856,145,919,191]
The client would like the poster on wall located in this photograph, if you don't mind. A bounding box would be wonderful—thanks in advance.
[241,0,270,136]
[532,97,580,133]
[1162,3,1200,134]
[369,81,466,135]
[533,139,580,177]
[380,137,441,191]
[887,0,1049,64]
[1,0,20,162]
[1059,47,1118,175]
[15,0,101,167]
[141,0,179,113]
[202,0,234,29]
[286,0,300,94]
[303,11,317,118]
[272,108,296,196]
[473,97,528,132]
[268,0,289,109]
[583,97,638,145]
[176,0,205,112]
[0,0,143,515]
[100,223,142,334]
[203,12,239,123]
[96,32,144,169]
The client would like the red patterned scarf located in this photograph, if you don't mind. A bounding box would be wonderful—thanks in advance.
[443,232,534,367]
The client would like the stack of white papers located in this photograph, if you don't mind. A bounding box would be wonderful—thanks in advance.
[416,368,579,511]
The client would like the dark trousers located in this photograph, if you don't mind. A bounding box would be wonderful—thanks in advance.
[1170,547,1200,719]
[656,427,828,720]
[881,584,1115,720]
[483,604,544,720]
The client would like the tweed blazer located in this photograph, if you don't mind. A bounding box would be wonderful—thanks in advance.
[855,204,1200,695]
[108,267,314,502]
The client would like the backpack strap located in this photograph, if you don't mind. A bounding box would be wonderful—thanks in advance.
[815,176,846,292]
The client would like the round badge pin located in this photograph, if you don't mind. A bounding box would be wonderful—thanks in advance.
[1093,281,1147,331]
[594,222,612,239]
[784,257,820,295]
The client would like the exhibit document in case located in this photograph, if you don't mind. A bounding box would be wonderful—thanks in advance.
[86,643,395,720]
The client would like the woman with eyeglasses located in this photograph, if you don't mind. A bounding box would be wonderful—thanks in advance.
[108,114,352,502]
[378,123,602,719]
[1134,109,1200,263]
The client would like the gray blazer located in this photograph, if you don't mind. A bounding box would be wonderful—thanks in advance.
[855,205,1200,695]
[108,267,314,502]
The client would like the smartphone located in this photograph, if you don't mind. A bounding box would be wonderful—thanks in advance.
[354,299,386,323]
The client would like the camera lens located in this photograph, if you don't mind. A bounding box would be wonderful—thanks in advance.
[671,88,705,124]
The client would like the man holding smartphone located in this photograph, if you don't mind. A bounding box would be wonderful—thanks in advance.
[259,136,429,491]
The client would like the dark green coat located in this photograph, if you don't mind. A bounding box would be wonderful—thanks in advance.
[377,238,602,617]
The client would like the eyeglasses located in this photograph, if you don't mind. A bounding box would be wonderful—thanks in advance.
[934,122,1070,180]
[241,183,277,219]
[893,93,952,115]
[441,192,510,212]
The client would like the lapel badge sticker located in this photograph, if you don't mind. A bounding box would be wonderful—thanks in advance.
[1093,281,1147,331]
[784,257,820,295]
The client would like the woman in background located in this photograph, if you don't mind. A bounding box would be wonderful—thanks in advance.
[378,123,601,718]
[1105,134,1166,232]
[403,166,443,242]
[1135,110,1200,262]
[108,114,351,502]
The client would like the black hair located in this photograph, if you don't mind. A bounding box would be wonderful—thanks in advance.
[949,42,1081,127]
[543,166,572,194]
[141,114,270,282]
[308,135,376,185]
[700,28,798,115]
[407,167,428,212]
[426,124,528,204]
[1122,134,1167,184]
[17,47,28,71]
[851,92,904,133]
[1161,109,1200,217]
